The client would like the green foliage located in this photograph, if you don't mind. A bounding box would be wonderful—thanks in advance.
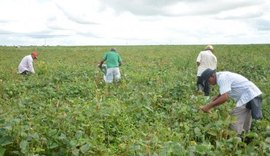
[0,45,269,155]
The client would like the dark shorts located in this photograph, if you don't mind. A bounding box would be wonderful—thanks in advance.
[246,96,263,120]
[21,70,31,75]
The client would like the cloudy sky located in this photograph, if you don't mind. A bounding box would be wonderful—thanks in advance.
[0,0,270,46]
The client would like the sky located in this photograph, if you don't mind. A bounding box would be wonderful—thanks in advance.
[0,0,270,46]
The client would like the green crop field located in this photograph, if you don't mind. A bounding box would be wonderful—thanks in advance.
[0,45,270,155]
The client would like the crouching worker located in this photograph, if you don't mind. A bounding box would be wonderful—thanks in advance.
[98,48,122,83]
[200,68,263,135]
[18,51,38,75]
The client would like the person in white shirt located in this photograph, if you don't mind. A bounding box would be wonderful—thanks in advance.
[200,68,263,135]
[196,45,217,96]
[18,51,38,75]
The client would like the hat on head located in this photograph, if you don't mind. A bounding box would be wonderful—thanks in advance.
[31,51,38,59]
[205,45,214,51]
[110,48,116,51]
[200,68,215,85]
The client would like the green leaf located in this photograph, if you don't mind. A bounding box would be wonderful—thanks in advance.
[207,130,217,136]
[245,132,258,138]
[0,146,6,156]
[75,130,84,139]
[20,140,29,154]
[194,127,202,137]
[265,137,270,144]
[80,143,90,153]
[195,143,212,154]
[49,142,58,149]
[72,148,79,156]
[0,136,14,146]
[0,119,5,124]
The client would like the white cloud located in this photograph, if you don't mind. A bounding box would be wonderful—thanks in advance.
[0,0,269,45]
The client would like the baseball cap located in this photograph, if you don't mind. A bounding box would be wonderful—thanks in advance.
[31,51,38,59]
[200,68,215,85]
[205,45,214,51]
[110,48,116,51]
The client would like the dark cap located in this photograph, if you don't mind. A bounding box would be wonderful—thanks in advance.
[200,68,215,85]
[110,48,116,51]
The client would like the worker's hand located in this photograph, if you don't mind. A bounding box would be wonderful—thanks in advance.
[200,105,211,113]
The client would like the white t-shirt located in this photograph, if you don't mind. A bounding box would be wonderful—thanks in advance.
[196,50,217,76]
[216,71,262,107]
[18,55,35,73]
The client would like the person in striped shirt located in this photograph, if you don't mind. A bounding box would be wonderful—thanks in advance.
[200,68,262,135]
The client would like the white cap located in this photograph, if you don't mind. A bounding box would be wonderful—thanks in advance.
[205,45,214,51]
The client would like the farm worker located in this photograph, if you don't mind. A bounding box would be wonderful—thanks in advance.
[196,45,217,96]
[200,68,263,135]
[18,51,38,75]
[98,48,122,83]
